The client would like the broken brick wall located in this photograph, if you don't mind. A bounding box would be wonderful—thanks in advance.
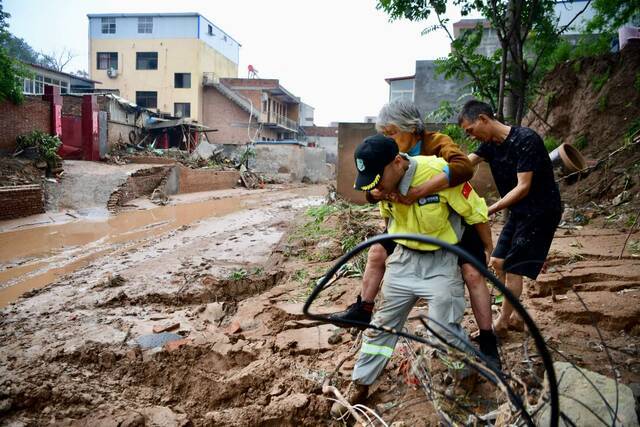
[0,184,45,220]
[0,97,52,154]
[107,167,171,212]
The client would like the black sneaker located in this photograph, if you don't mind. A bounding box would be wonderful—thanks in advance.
[327,296,374,329]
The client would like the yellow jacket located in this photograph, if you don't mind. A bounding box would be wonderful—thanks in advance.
[380,155,488,251]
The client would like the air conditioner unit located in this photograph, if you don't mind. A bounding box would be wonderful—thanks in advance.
[107,68,118,78]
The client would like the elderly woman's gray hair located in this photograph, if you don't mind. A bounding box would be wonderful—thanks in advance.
[375,101,425,135]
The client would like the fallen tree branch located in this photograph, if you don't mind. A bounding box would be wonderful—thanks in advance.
[619,210,640,259]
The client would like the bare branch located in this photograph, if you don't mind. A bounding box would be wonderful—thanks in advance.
[529,0,594,76]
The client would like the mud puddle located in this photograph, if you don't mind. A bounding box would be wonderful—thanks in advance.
[0,186,324,307]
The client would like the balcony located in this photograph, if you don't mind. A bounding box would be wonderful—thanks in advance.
[202,72,218,85]
[260,111,298,132]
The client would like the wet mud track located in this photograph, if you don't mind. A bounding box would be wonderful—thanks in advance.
[0,192,639,425]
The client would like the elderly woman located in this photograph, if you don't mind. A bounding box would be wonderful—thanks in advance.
[330,101,499,364]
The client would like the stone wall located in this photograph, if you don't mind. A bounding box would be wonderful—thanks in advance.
[0,185,45,220]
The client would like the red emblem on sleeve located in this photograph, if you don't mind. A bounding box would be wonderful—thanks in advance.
[462,182,472,199]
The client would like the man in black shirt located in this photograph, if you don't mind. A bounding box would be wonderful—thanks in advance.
[460,100,562,337]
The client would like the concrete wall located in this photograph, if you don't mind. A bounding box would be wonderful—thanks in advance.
[251,144,329,183]
[197,15,241,63]
[0,185,45,220]
[414,60,470,120]
[310,136,338,164]
[177,165,240,193]
[0,97,52,154]
[337,123,375,204]
[253,144,305,180]
[302,147,329,183]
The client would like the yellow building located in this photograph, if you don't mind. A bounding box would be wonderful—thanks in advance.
[88,13,240,122]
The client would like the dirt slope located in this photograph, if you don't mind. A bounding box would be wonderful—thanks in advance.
[525,39,640,208]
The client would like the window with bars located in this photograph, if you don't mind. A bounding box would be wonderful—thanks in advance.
[174,103,191,118]
[97,52,118,70]
[138,17,153,33]
[101,17,116,34]
[136,91,157,109]
[136,52,158,70]
[174,73,191,88]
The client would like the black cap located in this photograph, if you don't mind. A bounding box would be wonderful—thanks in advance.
[354,134,399,191]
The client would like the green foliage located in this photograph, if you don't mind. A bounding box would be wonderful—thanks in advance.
[307,204,340,223]
[574,134,588,150]
[629,240,640,255]
[635,73,640,93]
[591,69,610,92]
[586,0,640,35]
[433,25,501,109]
[293,269,308,283]
[543,136,560,153]
[624,118,640,145]
[441,123,479,153]
[0,32,39,63]
[596,95,608,112]
[572,60,582,74]
[426,100,457,123]
[16,130,62,165]
[0,3,26,104]
[543,90,556,109]
[228,269,248,281]
[238,146,256,167]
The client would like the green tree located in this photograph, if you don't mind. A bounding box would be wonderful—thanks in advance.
[377,0,593,124]
[0,1,26,104]
[1,33,39,63]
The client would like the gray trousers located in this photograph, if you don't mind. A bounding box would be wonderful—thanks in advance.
[352,245,470,386]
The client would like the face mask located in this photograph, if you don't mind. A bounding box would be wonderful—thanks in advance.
[407,140,422,157]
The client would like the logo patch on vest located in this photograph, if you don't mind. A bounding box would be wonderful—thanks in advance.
[417,195,440,205]
[461,182,473,199]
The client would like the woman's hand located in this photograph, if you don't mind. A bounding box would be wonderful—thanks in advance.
[369,188,385,201]
[388,191,416,205]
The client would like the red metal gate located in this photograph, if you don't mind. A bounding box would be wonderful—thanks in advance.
[59,115,83,159]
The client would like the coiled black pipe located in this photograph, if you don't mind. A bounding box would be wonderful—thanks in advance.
[303,233,559,427]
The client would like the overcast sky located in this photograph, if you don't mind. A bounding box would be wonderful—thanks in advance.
[5,0,475,126]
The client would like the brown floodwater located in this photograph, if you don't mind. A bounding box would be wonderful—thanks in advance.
[0,186,324,307]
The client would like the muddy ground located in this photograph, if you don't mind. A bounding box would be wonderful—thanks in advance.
[0,184,639,426]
